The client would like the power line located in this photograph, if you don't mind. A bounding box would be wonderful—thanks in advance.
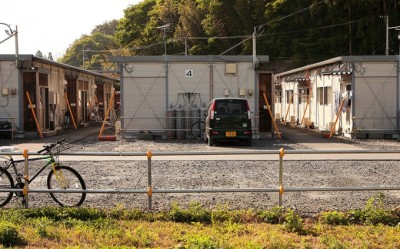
[258,19,364,38]
[83,1,327,55]
[257,0,325,33]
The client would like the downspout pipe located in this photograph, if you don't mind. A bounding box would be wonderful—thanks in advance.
[397,43,400,138]
[120,63,124,136]
[351,62,356,138]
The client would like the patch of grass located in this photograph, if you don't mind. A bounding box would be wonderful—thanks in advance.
[19,207,106,221]
[0,221,25,247]
[320,235,348,249]
[350,193,399,225]
[168,202,211,223]
[258,206,285,224]
[320,211,350,225]
[283,209,305,234]
[0,194,400,247]
[35,217,60,240]
[184,234,222,249]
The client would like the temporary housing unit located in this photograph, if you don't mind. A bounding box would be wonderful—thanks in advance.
[110,55,272,138]
[0,54,118,138]
[274,56,400,138]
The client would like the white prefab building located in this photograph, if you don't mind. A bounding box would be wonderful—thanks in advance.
[110,55,272,138]
[274,56,400,138]
[0,55,118,138]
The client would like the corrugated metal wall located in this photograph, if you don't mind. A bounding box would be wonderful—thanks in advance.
[122,63,167,132]
[121,60,257,136]
[353,62,397,131]
[275,58,399,138]
[168,63,210,108]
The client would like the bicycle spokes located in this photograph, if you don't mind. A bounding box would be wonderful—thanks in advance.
[47,165,86,207]
[51,163,69,189]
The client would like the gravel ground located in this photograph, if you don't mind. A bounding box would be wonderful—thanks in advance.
[3,132,400,215]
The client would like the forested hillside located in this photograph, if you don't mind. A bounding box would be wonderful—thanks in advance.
[58,0,400,70]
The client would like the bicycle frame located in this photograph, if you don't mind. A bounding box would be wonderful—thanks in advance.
[0,138,86,207]
[4,155,57,184]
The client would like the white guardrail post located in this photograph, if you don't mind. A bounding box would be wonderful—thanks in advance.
[278,148,285,207]
[23,149,29,208]
[147,150,153,210]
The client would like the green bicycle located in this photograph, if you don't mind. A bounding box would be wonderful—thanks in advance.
[0,138,86,207]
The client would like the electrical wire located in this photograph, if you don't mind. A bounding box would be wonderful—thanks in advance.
[258,19,363,38]
[82,1,326,55]
[257,0,325,33]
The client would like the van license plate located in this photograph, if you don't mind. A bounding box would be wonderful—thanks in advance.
[226,131,237,137]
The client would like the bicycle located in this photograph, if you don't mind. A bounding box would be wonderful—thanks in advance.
[89,105,104,122]
[0,138,86,207]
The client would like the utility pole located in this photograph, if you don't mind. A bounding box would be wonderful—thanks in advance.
[156,23,170,60]
[397,34,400,138]
[0,23,19,66]
[185,37,188,56]
[82,47,85,69]
[385,16,389,55]
[252,26,257,69]
[387,24,400,55]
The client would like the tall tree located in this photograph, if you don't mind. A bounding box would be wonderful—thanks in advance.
[59,0,400,68]
[115,0,157,54]
[35,50,44,58]
[175,0,207,54]
[92,20,119,36]
[59,32,118,70]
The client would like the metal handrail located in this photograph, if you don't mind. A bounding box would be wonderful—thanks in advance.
[0,149,399,209]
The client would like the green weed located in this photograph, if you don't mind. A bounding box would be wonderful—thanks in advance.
[283,209,304,234]
[168,202,211,223]
[184,234,221,249]
[320,211,350,225]
[20,207,106,221]
[320,235,348,249]
[350,193,398,225]
[258,206,285,224]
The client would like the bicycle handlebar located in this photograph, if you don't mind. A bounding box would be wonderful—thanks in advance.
[37,138,66,154]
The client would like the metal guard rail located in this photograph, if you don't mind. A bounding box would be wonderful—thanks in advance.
[1,149,400,209]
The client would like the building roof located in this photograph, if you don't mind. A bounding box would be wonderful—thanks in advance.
[0,54,119,83]
[275,55,398,78]
[110,55,269,63]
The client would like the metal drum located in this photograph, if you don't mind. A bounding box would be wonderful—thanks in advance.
[190,107,200,138]
[199,106,207,140]
[166,108,176,139]
[176,107,185,139]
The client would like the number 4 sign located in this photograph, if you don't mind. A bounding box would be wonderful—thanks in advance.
[185,69,193,77]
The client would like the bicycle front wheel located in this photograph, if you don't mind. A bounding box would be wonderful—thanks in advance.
[0,168,14,207]
[47,165,86,207]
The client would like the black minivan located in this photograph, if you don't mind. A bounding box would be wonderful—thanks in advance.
[205,98,252,146]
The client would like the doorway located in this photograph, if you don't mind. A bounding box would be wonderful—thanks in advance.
[23,72,36,131]
[81,91,88,122]
[258,73,272,132]
[40,87,50,130]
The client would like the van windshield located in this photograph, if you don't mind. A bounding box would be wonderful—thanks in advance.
[215,99,246,115]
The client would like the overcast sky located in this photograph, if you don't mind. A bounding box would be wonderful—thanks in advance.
[0,0,141,59]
